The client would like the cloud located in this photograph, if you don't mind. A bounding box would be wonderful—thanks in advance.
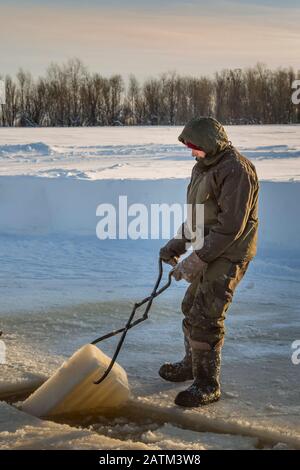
[0,3,299,79]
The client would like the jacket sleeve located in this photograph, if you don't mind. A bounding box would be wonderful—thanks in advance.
[195,163,255,263]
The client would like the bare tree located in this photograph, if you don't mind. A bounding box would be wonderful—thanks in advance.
[0,59,299,126]
[143,78,162,125]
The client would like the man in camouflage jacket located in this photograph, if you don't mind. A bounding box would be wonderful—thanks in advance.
[159,117,259,407]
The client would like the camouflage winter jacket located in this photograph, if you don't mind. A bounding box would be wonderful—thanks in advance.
[178,117,259,264]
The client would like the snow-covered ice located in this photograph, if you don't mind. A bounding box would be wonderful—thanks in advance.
[0,125,300,181]
[0,125,299,449]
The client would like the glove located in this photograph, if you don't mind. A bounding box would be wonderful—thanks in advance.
[172,251,207,283]
[159,237,188,266]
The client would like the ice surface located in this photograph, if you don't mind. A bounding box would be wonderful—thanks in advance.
[132,395,300,449]
[140,423,258,450]
[21,344,130,417]
[0,125,299,449]
[0,402,266,450]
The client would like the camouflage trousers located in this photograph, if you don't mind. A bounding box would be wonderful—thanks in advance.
[181,257,250,350]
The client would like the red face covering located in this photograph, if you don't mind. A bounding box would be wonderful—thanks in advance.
[184,141,204,151]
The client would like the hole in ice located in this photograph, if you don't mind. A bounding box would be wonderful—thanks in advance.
[2,386,294,450]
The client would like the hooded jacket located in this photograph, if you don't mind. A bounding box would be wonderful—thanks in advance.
[178,117,259,264]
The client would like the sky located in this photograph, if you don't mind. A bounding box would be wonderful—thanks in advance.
[0,0,299,81]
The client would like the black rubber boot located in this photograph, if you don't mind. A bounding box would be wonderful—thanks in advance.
[174,347,221,407]
[159,336,193,382]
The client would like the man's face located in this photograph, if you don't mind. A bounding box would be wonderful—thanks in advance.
[192,149,206,159]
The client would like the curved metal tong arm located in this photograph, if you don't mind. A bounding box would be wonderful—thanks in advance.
[92,257,173,384]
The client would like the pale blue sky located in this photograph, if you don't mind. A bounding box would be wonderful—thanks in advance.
[0,0,299,79]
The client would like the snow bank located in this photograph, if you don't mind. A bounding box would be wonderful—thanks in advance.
[0,176,298,252]
[0,142,52,157]
[0,125,299,251]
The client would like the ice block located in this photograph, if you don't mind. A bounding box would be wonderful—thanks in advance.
[21,344,130,417]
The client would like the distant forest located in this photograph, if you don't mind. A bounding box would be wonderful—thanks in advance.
[0,58,299,127]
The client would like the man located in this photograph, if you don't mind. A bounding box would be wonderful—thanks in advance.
[159,117,259,408]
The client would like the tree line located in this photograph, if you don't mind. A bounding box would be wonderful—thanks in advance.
[0,58,299,127]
